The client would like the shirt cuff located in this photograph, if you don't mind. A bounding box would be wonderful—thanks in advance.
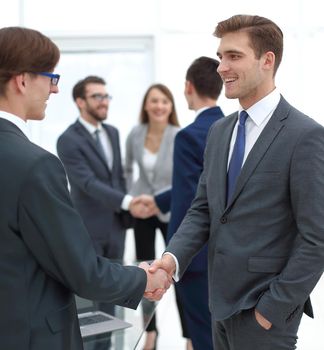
[121,194,133,210]
[163,252,180,282]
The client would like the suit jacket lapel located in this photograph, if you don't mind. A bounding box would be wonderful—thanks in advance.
[137,124,153,186]
[152,124,171,180]
[136,124,147,169]
[75,120,111,174]
[218,114,237,210]
[226,97,290,208]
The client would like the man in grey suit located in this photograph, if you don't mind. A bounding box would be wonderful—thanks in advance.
[0,26,170,350]
[148,14,324,349]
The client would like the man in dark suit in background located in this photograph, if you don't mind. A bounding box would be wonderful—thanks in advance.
[56,76,154,349]
[0,26,170,350]
[149,15,324,350]
[154,56,224,349]
[57,75,148,263]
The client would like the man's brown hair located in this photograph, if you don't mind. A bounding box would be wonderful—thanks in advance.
[214,15,283,75]
[139,84,180,126]
[186,56,223,99]
[72,76,106,101]
[0,27,60,95]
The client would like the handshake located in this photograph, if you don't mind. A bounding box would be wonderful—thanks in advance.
[129,194,159,219]
[138,254,176,301]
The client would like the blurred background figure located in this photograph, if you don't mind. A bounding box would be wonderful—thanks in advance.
[125,84,189,349]
[57,76,149,349]
[155,56,224,349]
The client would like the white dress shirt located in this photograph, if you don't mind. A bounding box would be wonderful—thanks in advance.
[143,148,158,183]
[228,88,281,167]
[0,111,30,139]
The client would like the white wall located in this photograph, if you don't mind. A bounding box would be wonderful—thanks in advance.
[28,37,154,155]
[2,0,324,153]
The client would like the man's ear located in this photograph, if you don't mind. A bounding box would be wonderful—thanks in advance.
[75,97,85,110]
[263,51,275,72]
[14,73,27,93]
[185,80,194,95]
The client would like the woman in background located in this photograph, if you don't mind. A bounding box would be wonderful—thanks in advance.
[125,84,188,349]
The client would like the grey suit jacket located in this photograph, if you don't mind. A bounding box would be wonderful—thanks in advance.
[167,96,324,328]
[57,120,129,257]
[0,118,146,350]
[125,124,179,220]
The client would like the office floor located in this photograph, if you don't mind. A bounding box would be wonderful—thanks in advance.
[124,230,324,350]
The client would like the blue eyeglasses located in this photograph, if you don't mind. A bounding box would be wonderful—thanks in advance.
[37,72,60,86]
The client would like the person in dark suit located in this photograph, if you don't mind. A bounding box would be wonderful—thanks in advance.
[149,15,324,350]
[56,75,155,349]
[154,56,224,349]
[57,78,150,299]
[0,26,170,350]
[57,75,151,263]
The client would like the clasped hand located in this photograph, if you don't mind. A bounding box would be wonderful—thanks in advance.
[139,261,173,301]
[129,194,159,219]
[139,255,176,301]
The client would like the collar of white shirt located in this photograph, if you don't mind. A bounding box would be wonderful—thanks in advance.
[239,88,281,126]
[195,106,214,118]
[78,116,103,134]
[0,111,30,139]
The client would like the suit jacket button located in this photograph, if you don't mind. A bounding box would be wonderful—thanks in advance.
[220,216,227,224]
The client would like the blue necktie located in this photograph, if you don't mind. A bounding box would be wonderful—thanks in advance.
[226,110,249,203]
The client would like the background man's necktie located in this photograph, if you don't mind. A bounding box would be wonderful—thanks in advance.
[226,110,249,204]
[93,129,106,161]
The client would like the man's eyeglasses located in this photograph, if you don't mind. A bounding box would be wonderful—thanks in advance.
[86,93,112,102]
[38,72,60,86]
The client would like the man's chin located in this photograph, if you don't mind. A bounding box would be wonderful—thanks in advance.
[94,115,107,122]
[224,91,237,99]
[26,113,46,121]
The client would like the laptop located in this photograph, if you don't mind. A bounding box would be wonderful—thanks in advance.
[78,310,132,338]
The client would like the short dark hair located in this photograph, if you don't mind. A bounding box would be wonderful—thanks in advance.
[214,15,283,75]
[0,27,60,95]
[186,56,223,99]
[139,84,179,126]
[72,76,106,101]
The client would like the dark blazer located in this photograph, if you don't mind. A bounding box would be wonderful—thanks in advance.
[155,106,224,271]
[166,97,324,328]
[0,118,146,350]
[57,120,129,258]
